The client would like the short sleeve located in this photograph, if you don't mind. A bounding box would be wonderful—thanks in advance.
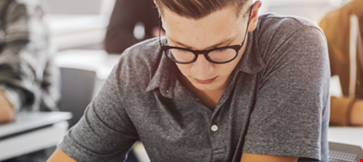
[58,62,139,162]
[242,26,330,161]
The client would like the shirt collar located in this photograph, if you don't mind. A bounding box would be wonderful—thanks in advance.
[236,32,266,74]
[145,45,176,98]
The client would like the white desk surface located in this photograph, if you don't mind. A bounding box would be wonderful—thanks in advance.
[0,121,69,161]
[47,15,109,50]
[55,49,120,80]
[0,112,72,137]
[328,127,363,146]
[47,14,108,35]
[0,112,71,161]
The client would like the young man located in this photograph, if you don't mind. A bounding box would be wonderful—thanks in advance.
[48,0,330,161]
[0,0,60,161]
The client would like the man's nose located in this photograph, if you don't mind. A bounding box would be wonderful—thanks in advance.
[191,54,214,78]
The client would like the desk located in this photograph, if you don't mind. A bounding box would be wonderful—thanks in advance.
[0,112,72,161]
[55,50,119,127]
[54,49,119,80]
[328,127,363,146]
[47,15,109,50]
[55,49,120,95]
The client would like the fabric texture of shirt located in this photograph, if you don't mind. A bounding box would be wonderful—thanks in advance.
[59,14,330,162]
[0,0,59,112]
[319,0,363,126]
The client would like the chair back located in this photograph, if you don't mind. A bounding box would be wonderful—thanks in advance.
[60,67,96,127]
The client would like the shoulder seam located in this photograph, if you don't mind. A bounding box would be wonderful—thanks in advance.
[264,15,324,35]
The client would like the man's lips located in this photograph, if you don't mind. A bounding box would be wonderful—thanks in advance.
[194,77,217,84]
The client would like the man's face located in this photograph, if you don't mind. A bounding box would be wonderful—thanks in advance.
[162,6,250,93]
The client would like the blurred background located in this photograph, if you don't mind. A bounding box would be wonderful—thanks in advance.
[45,0,347,52]
[0,0,360,162]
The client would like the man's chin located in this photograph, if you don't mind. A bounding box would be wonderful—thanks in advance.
[193,83,219,92]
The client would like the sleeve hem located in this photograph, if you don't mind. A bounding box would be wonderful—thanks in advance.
[58,130,130,161]
[243,141,320,161]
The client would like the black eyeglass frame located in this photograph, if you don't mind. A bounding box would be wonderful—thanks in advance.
[159,6,253,64]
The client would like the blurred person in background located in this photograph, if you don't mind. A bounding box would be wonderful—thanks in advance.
[104,0,161,54]
[0,0,60,161]
[319,0,363,126]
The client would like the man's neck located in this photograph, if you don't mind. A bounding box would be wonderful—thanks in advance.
[181,75,231,111]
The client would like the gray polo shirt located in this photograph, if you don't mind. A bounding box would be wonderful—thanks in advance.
[59,14,330,162]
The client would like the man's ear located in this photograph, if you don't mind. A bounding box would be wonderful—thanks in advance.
[247,1,262,32]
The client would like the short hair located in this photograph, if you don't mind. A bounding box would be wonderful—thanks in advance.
[154,0,251,19]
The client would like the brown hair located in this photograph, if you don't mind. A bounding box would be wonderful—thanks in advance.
[154,0,251,19]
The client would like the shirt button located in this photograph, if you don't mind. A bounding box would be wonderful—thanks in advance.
[211,125,218,132]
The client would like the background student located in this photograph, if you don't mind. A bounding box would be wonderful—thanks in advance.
[104,0,160,54]
[319,0,363,126]
[0,0,59,161]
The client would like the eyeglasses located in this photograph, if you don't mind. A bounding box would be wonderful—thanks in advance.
[159,6,253,64]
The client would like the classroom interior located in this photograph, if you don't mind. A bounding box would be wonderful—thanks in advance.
[0,0,362,162]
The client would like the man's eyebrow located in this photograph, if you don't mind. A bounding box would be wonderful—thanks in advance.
[168,36,235,50]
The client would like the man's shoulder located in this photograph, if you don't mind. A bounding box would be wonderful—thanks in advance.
[247,14,327,73]
[254,14,325,54]
[113,37,163,88]
[258,14,322,34]
[121,37,162,67]
[124,37,161,56]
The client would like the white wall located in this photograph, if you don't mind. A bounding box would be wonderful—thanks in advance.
[44,0,115,16]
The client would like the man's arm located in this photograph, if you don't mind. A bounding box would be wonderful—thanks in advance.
[351,100,363,125]
[0,92,15,122]
[241,153,298,162]
[330,96,363,126]
[47,148,77,162]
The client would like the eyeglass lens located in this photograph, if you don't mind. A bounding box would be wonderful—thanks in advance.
[167,48,237,63]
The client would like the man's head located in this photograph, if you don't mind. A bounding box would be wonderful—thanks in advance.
[156,0,262,94]
[154,0,251,20]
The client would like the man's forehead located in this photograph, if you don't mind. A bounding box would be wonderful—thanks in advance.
[161,4,249,20]
[167,35,237,50]
[162,6,245,50]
